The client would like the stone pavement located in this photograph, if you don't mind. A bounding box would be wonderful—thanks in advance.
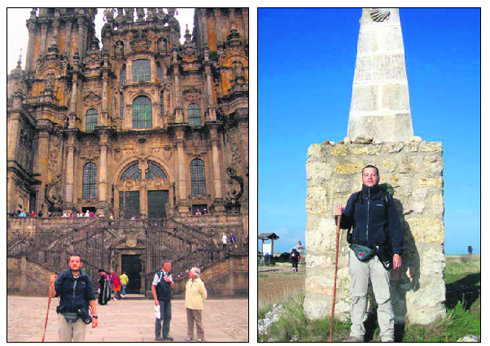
[8,295,248,342]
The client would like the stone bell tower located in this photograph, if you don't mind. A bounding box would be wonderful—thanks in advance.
[305,8,445,328]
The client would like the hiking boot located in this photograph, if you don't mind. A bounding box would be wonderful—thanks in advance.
[164,336,174,341]
[155,337,163,341]
[346,336,364,342]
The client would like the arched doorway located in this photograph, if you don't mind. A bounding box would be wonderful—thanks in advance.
[116,160,171,219]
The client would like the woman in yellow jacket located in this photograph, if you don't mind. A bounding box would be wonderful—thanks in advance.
[185,267,207,341]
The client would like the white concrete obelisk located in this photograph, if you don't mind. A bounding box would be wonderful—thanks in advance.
[347,8,414,142]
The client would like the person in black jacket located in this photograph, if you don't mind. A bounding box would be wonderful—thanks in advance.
[49,254,98,342]
[335,165,403,342]
[151,262,174,341]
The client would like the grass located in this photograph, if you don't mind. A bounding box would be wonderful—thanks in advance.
[258,265,305,313]
[258,255,480,342]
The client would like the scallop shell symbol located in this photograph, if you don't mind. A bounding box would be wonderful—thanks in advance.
[370,9,391,22]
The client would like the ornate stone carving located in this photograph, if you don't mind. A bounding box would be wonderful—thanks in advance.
[82,91,102,107]
[45,173,63,209]
[370,8,391,22]
[183,88,202,103]
[130,30,151,51]
[225,167,243,201]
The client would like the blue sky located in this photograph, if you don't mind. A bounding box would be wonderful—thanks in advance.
[258,8,480,255]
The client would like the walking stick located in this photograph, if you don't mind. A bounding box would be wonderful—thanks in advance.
[329,214,341,342]
[42,277,55,342]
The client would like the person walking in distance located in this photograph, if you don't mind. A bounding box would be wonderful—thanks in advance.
[151,262,174,341]
[49,254,98,342]
[120,271,129,298]
[221,232,228,252]
[185,267,208,342]
[335,165,403,342]
[290,247,300,272]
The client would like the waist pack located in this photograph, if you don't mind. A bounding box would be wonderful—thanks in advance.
[62,312,79,324]
[350,243,376,262]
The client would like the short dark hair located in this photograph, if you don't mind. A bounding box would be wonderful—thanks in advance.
[362,165,379,176]
[67,253,82,264]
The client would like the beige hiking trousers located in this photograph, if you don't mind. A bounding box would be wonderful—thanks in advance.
[57,313,87,341]
[349,249,394,342]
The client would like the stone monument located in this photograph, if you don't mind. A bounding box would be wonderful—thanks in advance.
[305,8,445,326]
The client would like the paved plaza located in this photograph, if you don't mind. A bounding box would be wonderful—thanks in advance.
[8,295,248,342]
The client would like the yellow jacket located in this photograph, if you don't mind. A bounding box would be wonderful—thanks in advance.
[185,277,207,310]
[120,274,129,285]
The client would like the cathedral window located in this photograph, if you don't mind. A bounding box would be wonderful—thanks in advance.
[82,163,97,200]
[132,59,151,82]
[132,96,152,129]
[190,159,206,196]
[121,163,142,181]
[85,109,98,132]
[188,104,201,127]
[146,161,167,180]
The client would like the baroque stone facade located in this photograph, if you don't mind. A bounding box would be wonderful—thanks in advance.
[7,8,248,296]
[8,7,248,220]
[305,139,446,324]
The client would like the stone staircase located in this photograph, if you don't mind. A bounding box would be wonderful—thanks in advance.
[8,215,247,297]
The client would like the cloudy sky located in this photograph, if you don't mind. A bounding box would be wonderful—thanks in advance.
[7,8,195,72]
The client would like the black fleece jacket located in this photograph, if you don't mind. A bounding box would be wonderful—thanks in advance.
[337,184,404,255]
[55,269,96,312]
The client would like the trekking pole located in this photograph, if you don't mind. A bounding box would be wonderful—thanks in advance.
[42,277,55,342]
[329,214,341,342]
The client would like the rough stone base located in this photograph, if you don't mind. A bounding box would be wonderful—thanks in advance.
[305,140,445,325]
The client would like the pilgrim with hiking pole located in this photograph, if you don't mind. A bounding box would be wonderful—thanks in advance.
[334,165,403,342]
[48,253,98,342]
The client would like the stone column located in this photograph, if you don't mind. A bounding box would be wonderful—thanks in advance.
[64,131,77,205]
[175,128,188,213]
[140,161,148,218]
[65,20,73,59]
[347,8,413,142]
[242,9,249,42]
[77,19,86,57]
[172,51,184,122]
[203,50,217,121]
[7,113,21,161]
[98,131,109,204]
[40,24,48,57]
[25,22,36,71]
[51,21,60,47]
[69,56,80,127]
[209,126,224,201]
[101,67,109,126]
[214,9,223,44]
[33,123,51,215]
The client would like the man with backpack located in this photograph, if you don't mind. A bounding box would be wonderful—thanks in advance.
[335,165,403,342]
[151,262,174,341]
[49,254,98,342]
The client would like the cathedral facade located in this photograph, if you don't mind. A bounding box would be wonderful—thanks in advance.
[8,7,248,221]
[7,8,248,296]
